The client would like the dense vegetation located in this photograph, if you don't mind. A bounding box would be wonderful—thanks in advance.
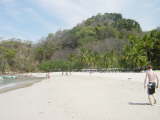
[0,13,160,73]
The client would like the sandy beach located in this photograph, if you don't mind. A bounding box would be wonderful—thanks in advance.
[0,72,160,120]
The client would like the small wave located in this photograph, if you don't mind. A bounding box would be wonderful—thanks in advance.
[0,83,17,89]
[0,77,44,94]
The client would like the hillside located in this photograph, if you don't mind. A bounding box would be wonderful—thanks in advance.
[36,13,142,61]
[0,13,160,72]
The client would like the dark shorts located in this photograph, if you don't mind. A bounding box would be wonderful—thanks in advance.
[147,82,156,95]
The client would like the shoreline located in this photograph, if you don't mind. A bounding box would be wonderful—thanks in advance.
[0,71,151,95]
[0,71,158,94]
[0,79,43,94]
[0,72,160,120]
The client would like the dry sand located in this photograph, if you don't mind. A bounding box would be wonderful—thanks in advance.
[0,72,160,120]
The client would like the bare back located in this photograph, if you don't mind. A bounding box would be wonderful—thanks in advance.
[144,67,159,92]
[146,70,156,82]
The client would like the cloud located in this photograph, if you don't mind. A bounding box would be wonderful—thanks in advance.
[1,0,160,41]
[21,7,59,31]
[35,0,89,27]
[35,0,160,31]
[0,0,61,41]
[0,0,14,3]
[121,0,160,30]
[2,2,58,31]
[0,24,40,41]
[0,0,15,5]
[35,0,128,28]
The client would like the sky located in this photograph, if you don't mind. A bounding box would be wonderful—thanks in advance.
[0,0,160,42]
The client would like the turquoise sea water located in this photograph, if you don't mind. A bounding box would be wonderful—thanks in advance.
[0,75,45,93]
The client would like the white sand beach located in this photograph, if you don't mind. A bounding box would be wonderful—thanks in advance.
[0,72,160,120]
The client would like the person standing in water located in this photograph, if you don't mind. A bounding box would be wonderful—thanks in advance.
[144,65,159,105]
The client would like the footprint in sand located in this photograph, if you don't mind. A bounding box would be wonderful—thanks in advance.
[48,101,52,103]
[39,112,44,114]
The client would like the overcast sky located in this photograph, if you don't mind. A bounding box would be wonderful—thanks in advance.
[0,0,160,41]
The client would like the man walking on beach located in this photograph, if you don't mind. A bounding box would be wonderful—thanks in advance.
[144,65,159,105]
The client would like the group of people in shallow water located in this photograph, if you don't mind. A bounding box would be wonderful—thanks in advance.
[144,65,159,105]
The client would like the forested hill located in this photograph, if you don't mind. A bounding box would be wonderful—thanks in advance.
[36,13,142,60]
[0,13,160,73]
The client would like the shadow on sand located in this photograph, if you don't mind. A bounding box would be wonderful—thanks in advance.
[128,102,151,105]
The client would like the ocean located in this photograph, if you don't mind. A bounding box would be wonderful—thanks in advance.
[0,75,45,94]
